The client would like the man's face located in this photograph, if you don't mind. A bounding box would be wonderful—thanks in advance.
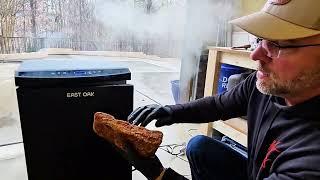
[250,35,320,97]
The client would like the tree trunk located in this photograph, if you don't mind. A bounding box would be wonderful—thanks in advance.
[29,0,37,51]
[29,0,37,37]
[146,0,152,14]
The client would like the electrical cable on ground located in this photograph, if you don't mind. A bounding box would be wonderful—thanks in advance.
[0,141,23,148]
[159,143,188,162]
[135,90,162,105]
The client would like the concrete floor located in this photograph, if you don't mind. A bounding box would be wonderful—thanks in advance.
[0,55,201,179]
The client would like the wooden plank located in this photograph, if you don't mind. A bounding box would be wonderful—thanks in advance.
[213,120,248,147]
[224,118,248,135]
[203,50,220,96]
[201,49,222,136]
[207,46,251,56]
[199,123,213,136]
[220,52,257,70]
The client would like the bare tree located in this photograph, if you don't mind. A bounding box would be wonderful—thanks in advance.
[134,0,176,14]
[0,0,23,53]
[1,0,185,56]
[0,0,23,36]
[28,0,37,37]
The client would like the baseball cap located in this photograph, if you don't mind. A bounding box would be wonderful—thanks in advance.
[230,0,320,40]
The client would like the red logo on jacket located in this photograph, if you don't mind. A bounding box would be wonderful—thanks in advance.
[261,140,281,169]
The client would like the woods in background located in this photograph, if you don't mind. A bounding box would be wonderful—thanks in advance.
[0,0,185,57]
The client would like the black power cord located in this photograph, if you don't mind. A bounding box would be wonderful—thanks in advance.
[0,141,23,148]
[159,143,188,162]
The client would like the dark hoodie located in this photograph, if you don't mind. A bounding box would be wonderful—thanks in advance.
[165,72,320,180]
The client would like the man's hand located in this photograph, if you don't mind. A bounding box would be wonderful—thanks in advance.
[128,104,174,127]
[125,143,164,180]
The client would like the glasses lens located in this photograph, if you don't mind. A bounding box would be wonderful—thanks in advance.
[262,40,280,58]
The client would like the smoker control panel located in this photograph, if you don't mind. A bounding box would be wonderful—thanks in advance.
[17,69,127,78]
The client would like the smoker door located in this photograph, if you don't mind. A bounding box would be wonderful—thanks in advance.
[16,84,133,180]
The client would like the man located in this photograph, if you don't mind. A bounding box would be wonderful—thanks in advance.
[124,0,320,179]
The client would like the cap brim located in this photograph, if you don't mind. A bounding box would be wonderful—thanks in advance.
[230,11,320,41]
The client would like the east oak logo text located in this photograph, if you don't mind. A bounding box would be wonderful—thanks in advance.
[67,91,95,98]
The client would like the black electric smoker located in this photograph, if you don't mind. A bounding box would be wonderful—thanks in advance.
[15,59,133,180]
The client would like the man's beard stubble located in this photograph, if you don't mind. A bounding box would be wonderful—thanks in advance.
[256,64,320,97]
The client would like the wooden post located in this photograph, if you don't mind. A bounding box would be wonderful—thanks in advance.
[200,49,222,136]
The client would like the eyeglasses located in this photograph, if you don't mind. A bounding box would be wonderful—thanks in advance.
[257,38,320,58]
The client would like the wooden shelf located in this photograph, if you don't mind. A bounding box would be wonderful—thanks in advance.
[207,47,257,70]
[213,118,247,147]
[201,47,256,147]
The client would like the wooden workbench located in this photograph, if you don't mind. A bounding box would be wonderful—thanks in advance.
[200,47,257,147]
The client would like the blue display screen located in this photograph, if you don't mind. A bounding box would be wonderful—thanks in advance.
[17,68,128,78]
[74,70,87,76]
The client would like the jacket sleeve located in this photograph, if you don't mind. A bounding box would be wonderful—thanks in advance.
[167,72,257,124]
[162,168,188,180]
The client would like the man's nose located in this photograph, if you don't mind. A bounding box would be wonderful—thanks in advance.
[250,45,272,63]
